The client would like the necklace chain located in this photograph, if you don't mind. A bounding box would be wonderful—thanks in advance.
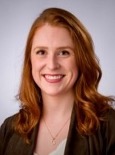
[43,116,70,145]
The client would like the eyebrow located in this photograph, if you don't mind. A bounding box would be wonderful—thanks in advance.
[32,46,74,51]
[56,46,74,51]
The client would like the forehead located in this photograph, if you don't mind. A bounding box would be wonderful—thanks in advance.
[32,24,74,48]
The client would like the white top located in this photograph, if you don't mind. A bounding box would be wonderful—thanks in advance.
[34,138,67,155]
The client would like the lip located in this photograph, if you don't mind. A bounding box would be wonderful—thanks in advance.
[43,74,65,83]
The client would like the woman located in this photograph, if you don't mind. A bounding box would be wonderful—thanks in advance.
[0,7,115,155]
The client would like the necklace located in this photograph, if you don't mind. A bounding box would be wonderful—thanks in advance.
[43,116,70,145]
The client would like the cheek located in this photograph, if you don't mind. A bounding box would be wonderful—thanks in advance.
[31,59,39,79]
[31,59,44,81]
[31,64,41,88]
[71,63,79,82]
[31,58,41,72]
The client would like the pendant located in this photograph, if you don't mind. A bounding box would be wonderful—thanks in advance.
[52,138,56,145]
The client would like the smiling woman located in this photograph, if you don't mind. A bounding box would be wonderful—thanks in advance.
[0,7,115,155]
[31,24,78,97]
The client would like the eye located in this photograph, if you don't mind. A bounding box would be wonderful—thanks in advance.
[36,50,46,55]
[58,50,70,57]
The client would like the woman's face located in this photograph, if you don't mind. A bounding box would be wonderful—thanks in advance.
[31,24,78,97]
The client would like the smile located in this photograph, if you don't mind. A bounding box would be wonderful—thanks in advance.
[43,74,64,82]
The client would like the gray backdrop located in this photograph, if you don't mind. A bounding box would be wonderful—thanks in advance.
[0,0,115,125]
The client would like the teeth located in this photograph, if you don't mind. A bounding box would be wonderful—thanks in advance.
[45,75,63,80]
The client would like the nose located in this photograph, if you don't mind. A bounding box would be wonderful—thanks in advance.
[47,54,60,70]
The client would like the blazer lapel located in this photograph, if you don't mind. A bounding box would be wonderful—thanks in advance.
[64,107,89,155]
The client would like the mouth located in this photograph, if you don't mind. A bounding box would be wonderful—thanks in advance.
[43,74,65,83]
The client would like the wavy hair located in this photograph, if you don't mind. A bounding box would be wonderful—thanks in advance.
[13,7,114,142]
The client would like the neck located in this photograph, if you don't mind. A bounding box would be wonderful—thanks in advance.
[41,91,74,119]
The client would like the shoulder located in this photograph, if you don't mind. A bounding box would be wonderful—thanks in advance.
[0,113,19,154]
[0,113,36,155]
[0,113,18,129]
[0,113,18,139]
[101,107,115,154]
[105,107,115,127]
[103,107,115,135]
[108,106,115,117]
[102,107,115,130]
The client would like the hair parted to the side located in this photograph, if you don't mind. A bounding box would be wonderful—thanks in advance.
[13,7,114,143]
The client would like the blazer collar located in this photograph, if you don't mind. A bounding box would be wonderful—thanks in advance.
[64,105,89,155]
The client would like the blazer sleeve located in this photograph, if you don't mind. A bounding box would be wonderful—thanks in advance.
[105,108,115,155]
[0,114,37,155]
[0,115,14,155]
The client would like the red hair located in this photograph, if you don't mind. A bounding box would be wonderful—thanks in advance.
[13,7,114,142]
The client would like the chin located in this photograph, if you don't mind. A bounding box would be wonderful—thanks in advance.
[42,90,63,96]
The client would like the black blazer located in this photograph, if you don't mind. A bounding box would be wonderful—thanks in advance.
[0,107,115,155]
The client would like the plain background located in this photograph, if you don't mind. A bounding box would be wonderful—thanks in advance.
[0,0,115,125]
